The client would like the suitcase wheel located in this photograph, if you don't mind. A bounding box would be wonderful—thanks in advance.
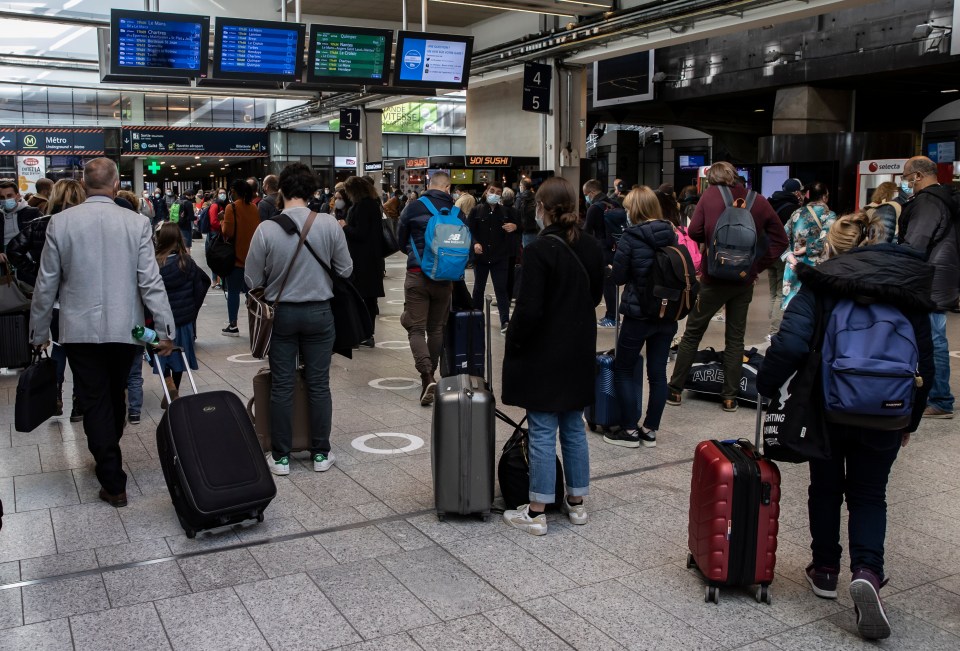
[256,511,265,523]
[185,527,196,539]
[705,586,720,605]
[436,512,446,522]
[756,585,772,605]
[686,553,696,570]
[480,513,491,523]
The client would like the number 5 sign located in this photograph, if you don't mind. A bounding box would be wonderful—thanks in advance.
[522,62,552,114]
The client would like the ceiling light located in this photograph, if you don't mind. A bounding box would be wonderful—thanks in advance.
[557,0,610,7]
[160,162,166,165]
[912,24,934,39]
[194,156,200,159]
[218,158,223,162]
[430,0,573,17]
[754,109,765,112]
[941,89,959,93]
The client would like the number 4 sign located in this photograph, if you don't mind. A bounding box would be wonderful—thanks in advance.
[522,62,552,114]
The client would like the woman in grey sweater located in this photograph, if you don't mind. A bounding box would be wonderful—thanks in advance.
[245,163,353,476]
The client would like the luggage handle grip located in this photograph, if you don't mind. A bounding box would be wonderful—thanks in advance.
[150,345,199,402]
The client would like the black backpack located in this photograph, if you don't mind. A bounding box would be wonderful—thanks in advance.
[707,186,759,281]
[642,244,700,321]
[197,205,212,235]
[602,201,629,251]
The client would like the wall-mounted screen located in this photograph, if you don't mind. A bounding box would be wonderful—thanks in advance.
[111,9,209,78]
[593,50,654,108]
[307,25,392,86]
[213,17,305,82]
[451,169,474,184]
[679,154,705,169]
[394,31,473,91]
[761,165,791,197]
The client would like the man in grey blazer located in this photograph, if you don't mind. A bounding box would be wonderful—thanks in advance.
[30,158,176,507]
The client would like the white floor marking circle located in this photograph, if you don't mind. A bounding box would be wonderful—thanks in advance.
[389,287,404,292]
[368,377,420,390]
[352,432,424,455]
[227,353,262,363]
[387,299,404,305]
[379,315,401,323]
[376,340,410,349]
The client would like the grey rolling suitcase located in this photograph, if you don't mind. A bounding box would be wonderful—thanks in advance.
[431,296,496,521]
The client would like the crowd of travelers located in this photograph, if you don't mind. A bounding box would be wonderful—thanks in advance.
[1,152,955,643]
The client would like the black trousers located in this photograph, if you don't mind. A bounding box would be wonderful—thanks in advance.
[64,343,139,495]
[472,258,510,327]
[363,296,379,335]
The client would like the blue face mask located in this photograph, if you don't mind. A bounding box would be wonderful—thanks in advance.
[486,193,500,205]
[900,181,913,196]
[1,198,17,212]
[584,195,592,206]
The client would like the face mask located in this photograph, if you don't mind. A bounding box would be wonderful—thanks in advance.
[154,192,160,197]
[900,181,913,196]
[335,199,345,210]
[535,215,545,231]
[218,193,227,201]
[584,195,592,206]
[1,198,17,212]
[165,190,172,196]
[324,189,330,195]
[486,194,500,205]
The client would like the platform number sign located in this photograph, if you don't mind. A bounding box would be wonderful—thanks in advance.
[522,62,552,114]
[339,108,361,141]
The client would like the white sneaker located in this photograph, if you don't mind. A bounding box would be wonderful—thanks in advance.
[313,452,335,472]
[503,504,547,536]
[561,499,588,525]
[265,452,290,476]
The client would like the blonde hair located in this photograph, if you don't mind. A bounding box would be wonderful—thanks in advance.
[622,186,664,225]
[47,179,86,215]
[824,211,885,259]
[870,182,898,205]
[117,190,140,212]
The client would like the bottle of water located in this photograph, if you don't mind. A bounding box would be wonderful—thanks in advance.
[132,325,160,346]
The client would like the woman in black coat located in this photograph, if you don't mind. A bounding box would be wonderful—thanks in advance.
[501,177,605,537]
[757,211,935,642]
[342,176,384,347]
[606,187,679,448]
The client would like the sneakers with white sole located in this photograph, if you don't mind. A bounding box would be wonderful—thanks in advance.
[313,452,335,472]
[503,504,547,536]
[850,568,891,640]
[561,499,588,525]
[265,452,290,476]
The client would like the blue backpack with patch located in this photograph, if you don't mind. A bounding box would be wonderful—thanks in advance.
[411,197,471,281]
[821,298,922,430]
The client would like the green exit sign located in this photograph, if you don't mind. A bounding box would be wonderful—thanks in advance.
[147,160,161,174]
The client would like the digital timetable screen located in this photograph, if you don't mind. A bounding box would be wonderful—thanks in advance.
[213,17,305,82]
[394,31,473,91]
[307,25,392,86]
[111,9,209,78]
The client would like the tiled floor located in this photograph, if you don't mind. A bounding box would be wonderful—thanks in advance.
[0,253,958,650]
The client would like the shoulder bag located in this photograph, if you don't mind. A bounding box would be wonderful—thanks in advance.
[0,268,31,314]
[245,212,318,359]
[382,213,401,257]
[206,202,240,279]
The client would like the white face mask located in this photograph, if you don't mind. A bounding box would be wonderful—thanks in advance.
[335,199,345,210]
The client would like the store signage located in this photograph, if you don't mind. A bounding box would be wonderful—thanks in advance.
[405,157,429,168]
[363,161,384,172]
[16,155,46,194]
[522,62,552,114]
[122,126,267,156]
[339,108,361,142]
[858,159,905,174]
[467,155,511,167]
[2,127,105,155]
[335,156,358,168]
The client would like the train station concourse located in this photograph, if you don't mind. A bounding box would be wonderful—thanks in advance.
[0,1,959,650]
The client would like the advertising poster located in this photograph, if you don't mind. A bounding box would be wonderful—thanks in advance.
[16,155,46,194]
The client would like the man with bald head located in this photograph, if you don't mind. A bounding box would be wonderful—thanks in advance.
[899,155,959,419]
[30,157,176,507]
[258,174,280,222]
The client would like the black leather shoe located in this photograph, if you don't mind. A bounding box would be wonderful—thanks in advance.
[99,489,128,508]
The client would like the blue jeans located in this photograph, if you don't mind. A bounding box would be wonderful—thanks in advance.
[928,311,954,412]
[522,233,538,248]
[269,301,335,458]
[808,429,901,576]
[226,266,247,325]
[526,410,590,503]
[180,228,192,249]
[614,317,677,431]
[127,352,144,416]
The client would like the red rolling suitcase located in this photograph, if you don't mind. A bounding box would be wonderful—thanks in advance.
[687,398,780,605]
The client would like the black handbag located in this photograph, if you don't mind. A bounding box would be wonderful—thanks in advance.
[761,297,831,463]
[206,203,241,278]
[496,412,564,510]
[381,215,400,257]
[15,349,57,433]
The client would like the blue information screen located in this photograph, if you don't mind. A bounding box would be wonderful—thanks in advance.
[218,23,301,78]
[116,16,205,72]
[397,36,468,86]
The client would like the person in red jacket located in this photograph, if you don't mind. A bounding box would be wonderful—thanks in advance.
[666,161,788,412]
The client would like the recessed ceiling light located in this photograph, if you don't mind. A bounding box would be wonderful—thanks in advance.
[754,109,765,112]
[941,89,959,93]
[194,156,200,159]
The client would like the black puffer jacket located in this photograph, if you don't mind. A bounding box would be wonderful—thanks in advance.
[758,244,935,434]
[768,191,800,225]
[611,220,677,320]
[397,189,457,271]
[159,255,200,327]
[899,185,960,311]
[7,214,50,286]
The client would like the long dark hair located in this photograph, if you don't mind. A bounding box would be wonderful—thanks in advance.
[343,175,379,204]
[155,222,190,272]
[655,191,682,229]
[230,178,254,204]
[536,177,580,244]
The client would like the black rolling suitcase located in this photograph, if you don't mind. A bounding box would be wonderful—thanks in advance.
[440,309,485,378]
[153,350,276,538]
[0,311,32,369]
[432,296,496,521]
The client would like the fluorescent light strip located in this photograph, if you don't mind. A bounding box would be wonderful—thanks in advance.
[430,0,574,18]
[557,0,611,8]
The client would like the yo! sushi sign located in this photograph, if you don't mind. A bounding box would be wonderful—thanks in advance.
[16,156,46,195]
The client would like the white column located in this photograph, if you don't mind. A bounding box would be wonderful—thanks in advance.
[358,109,383,186]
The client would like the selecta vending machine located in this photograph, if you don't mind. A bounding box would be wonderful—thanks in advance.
[855,158,907,208]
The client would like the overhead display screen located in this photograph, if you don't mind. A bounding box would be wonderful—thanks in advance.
[394,31,473,90]
[307,25,392,86]
[111,9,209,78]
[213,17,305,82]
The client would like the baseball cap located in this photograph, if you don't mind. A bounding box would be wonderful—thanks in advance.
[782,178,803,193]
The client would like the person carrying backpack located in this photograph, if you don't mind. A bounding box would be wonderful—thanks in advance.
[605,187,698,448]
[758,211,935,641]
[582,178,628,328]
[398,171,470,406]
[168,188,196,249]
[667,162,787,413]
[781,182,836,310]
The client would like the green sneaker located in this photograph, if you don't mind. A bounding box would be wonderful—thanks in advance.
[265,452,290,476]
[313,452,335,472]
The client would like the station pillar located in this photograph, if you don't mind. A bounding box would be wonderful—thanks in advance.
[133,158,144,195]
[772,86,853,135]
[360,109,384,188]
[544,63,587,191]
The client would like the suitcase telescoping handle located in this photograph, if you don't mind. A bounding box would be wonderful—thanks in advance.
[485,294,494,392]
[150,346,199,403]
[755,392,765,452]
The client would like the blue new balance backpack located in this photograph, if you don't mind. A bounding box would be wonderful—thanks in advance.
[821,299,921,430]
[411,197,471,281]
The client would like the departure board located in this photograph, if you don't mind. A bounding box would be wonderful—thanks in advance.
[111,10,209,78]
[394,31,473,91]
[307,25,392,86]
[213,17,305,82]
